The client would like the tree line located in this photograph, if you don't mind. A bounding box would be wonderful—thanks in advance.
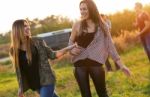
[0,4,150,44]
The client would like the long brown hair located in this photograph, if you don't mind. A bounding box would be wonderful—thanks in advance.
[9,19,32,67]
[79,0,108,36]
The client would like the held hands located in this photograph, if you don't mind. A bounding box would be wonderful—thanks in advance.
[70,43,81,56]
[66,44,76,51]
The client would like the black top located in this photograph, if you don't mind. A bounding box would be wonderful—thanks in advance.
[19,45,40,91]
[75,31,96,48]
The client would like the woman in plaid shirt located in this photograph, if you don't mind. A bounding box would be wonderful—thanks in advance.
[69,0,131,97]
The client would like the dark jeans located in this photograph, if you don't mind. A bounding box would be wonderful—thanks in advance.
[141,32,150,61]
[40,84,59,97]
[105,58,120,71]
[74,65,109,97]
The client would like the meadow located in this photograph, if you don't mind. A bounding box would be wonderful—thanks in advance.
[0,45,150,97]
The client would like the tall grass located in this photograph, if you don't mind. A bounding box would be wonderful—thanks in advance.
[0,46,149,97]
[113,30,140,53]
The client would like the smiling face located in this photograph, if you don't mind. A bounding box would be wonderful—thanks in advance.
[24,21,31,37]
[80,2,89,20]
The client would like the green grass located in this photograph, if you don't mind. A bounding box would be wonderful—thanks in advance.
[0,47,150,97]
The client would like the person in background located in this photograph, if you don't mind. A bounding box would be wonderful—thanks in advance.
[69,0,131,97]
[133,2,150,61]
[9,19,76,97]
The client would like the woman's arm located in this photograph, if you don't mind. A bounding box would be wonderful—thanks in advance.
[138,20,150,35]
[42,40,75,59]
[137,12,150,36]
[107,30,131,76]
[68,21,81,56]
[115,60,131,76]
[55,44,76,58]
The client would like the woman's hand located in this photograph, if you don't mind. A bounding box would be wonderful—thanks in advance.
[70,44,81,56]
[66,44,76,51]
[116,60,131,77]
[121,65,131,77]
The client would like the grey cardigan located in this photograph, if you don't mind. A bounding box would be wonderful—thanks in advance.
[69,27,120,65]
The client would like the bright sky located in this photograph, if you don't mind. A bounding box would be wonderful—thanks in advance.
[0,0,150,34]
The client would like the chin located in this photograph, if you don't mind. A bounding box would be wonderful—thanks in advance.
[81,17,88,20]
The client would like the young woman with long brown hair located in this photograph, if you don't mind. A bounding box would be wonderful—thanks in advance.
[69,0,131,97]
[9,19,75,97]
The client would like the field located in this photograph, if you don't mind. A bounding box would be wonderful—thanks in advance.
[0,46,150,97]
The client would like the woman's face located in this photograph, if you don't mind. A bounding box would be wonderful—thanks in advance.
[24,21,31,37]
[80,3,89,20]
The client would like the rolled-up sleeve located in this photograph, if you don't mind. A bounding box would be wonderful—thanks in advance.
[41,39,56,60]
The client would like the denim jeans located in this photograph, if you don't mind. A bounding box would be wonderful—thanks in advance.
[40,84,59,97]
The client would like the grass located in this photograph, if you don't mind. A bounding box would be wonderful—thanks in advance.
[0,46,150,97]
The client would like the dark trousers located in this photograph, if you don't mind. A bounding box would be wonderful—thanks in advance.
[141,33,150,61]
[74,65,109,97]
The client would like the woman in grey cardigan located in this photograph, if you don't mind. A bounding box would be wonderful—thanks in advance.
[9,19,75,97]
[69,0,131,97]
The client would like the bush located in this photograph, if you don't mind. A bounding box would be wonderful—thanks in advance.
[113,30,140,53]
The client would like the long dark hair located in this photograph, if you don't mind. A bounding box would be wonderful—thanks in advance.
[79,0,108,36]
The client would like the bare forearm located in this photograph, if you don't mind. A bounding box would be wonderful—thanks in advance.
[55,44,75,58]
[55,48,68,58]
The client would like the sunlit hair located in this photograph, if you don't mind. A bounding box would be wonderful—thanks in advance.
[79,0,108,36]
[135,2,143,9]
[9,19,32,67]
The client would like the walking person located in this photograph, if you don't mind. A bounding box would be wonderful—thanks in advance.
[133,2,150,61]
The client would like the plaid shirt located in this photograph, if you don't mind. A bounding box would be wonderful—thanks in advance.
[69,27,120,65]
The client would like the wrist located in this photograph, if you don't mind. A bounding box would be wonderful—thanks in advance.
[63,48,68,55]
[120,65,126,70]
[116,60,125,70]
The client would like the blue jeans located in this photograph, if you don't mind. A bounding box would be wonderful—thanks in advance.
[40,84,59,97]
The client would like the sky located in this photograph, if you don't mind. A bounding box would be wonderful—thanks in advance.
[0,0,150,34]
